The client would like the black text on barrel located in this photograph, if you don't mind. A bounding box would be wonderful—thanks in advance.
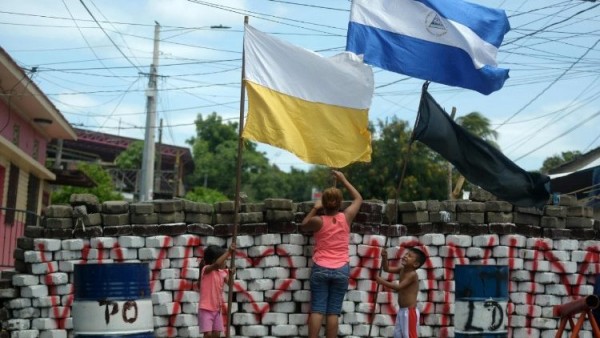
[455,265,509,338]
[73,263,154,337]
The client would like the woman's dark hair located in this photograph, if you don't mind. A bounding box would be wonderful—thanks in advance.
[202,245,227,265]
[321,187,343,212]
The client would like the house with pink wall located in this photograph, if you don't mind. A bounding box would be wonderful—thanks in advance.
[0,47,76,269]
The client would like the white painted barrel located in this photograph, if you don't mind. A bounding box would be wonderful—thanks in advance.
[73,263,154,337]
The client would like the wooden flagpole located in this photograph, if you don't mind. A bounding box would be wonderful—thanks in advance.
[225,15,249,338]
[366,82,427,337]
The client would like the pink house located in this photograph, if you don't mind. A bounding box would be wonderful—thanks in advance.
[0,47,76,269]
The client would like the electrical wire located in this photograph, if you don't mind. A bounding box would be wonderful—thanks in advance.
[79,0,143,72]
[514,109,600,162]
[495,36,600,130]
[89,0,145,67]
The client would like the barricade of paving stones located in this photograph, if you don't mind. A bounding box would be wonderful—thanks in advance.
[1,191,599,338]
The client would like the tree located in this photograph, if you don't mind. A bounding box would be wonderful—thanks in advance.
[186,113,306,201]
[453,111,500,195]
[51,162,123,204]
[540,151,582,174]
[115,141,144,169]
[456,112,499,148]
[184,186,228,204]
[343,117,447,202]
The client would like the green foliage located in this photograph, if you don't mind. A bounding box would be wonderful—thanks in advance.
[454,111,500,192]
[185,113,455,203]
[183,186,228,204]
[115,141,144,169]
[186,113,290,201]
[51,162,123,204]
[456,111,499,148]
[344,117,447,201]
[540,151,582,174]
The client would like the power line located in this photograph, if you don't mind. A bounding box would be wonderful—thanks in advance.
[514,109,600,162]
[265,0,348,12]
[186,0,346,35]
[495,36,600,129]
[79,0,143,72]
[32,58,241,72]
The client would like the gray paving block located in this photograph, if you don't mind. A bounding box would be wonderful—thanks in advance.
[486,212,513,223]
[540,216,566,228]
[544,205,567,218]
[457,212,485,224]
[101,213,130,226]
[456,201,485,212]
[397,201,427,212]
[401,211,429,224]
[130,202,154,214]
[102,201,129,214]
[130,213,158,225]
[485,201,513,212]
[215,201,236,213]
[566,217,594,228]
[185,213,213,224]
[264,198,293,210]
[265,210,294,222]
[153,199,183,212]
[44,205,73,218]
[45,218,73,229]
[157,211,185,224]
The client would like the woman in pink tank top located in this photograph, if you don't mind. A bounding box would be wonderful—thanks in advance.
[301,170,362,338]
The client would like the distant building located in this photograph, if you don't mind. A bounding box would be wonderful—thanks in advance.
[47,128,194,200]
[0,47,77,268]
[549,146,600,217]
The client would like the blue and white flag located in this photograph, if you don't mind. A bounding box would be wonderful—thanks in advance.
[346,0,510,95]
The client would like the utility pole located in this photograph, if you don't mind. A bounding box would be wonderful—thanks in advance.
[447,107,456,200]
[140,21,160,201]
[155,118,163,195]
[53,139,63,170]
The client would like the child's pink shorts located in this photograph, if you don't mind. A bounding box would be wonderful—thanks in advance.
[198,309,223,333]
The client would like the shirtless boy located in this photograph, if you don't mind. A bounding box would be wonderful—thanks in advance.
[375,247,427,338]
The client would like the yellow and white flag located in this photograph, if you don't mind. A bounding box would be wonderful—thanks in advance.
[242,24,374,168]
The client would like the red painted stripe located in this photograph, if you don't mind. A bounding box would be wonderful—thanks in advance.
[408,307,419,338]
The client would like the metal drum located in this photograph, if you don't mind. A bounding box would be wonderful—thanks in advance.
[455,265,509,338]
[593,274,600,326]
[73,263,154,337]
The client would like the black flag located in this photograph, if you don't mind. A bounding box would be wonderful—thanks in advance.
[412,83,550,208]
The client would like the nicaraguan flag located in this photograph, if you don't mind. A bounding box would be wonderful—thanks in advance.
[346,0,510,95]
[243,24,374,168]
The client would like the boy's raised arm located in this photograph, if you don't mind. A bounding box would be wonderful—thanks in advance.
[381,249,403,274]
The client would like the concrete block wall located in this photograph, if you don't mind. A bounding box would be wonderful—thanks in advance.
[1,193,599,338]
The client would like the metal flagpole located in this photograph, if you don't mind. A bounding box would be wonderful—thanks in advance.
[225,15,248,338]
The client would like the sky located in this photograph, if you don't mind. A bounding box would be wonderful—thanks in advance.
[0,0,599,173]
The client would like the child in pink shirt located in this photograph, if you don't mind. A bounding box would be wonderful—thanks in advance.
[198,243,236,338]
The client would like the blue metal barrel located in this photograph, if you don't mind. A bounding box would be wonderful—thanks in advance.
[73,263,155,337]
[593,275,600,325]
[455,265,509,338]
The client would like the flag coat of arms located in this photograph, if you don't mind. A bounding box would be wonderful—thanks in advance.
[242,24,375,168]
[346,0,510,95]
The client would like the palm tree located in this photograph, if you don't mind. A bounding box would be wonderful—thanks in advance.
[456,112,499,148]
[451,111,499,198]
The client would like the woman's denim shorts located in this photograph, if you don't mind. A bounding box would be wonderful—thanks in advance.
[310,263,350,315]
